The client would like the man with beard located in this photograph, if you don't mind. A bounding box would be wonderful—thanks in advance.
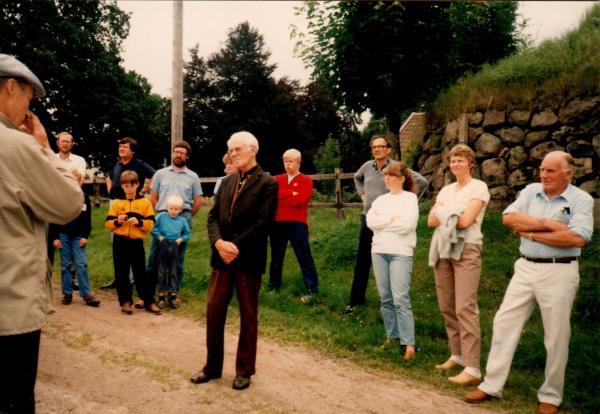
[147,140,202,307]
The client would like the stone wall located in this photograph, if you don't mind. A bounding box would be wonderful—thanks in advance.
[417,97,600,211]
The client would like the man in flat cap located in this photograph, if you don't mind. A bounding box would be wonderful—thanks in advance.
[0,54,83,413]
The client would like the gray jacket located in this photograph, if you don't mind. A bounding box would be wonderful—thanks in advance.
[0,113,82,335]
[428,206,466,267]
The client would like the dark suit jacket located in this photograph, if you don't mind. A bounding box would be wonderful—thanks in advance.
[207,164,278,275]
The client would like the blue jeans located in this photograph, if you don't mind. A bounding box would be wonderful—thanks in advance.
[147,210,192,293]
[59,234,92,297]
[371,253,415,345]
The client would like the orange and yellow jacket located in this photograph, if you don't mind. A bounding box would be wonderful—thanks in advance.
[105,196,155,239]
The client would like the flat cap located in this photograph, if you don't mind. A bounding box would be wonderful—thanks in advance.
[0,54,45,98]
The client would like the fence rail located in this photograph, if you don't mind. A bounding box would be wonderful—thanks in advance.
[87,168,361,219]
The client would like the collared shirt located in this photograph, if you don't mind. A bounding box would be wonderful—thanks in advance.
[55,152,86,176]
[503,183,594,258]
[287,172,299,184]
[151,165,202,211]
[354,158,394,214]
[354,158,429,213]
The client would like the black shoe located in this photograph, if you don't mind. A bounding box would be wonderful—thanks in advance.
[84,295,100,307]
[100,279,117,289]
[232,375,251,390]
[342,305,354,315]
[190,371,219,384]
[61,294,73,305]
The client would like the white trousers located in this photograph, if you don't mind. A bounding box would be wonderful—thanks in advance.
[479,258,579,406]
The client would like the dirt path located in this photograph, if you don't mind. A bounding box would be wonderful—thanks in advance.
[36,286,500,414]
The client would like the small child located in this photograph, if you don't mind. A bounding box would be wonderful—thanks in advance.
[151,195,191,309]
[50,170,100,307]
[105,170,159,315]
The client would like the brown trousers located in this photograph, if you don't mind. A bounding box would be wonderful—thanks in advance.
[434,243,482,369]
[203,268,262,378]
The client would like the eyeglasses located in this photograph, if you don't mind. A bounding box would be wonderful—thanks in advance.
[371,145,388,150]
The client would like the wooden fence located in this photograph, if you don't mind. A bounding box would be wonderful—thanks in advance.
[87,168,362,219]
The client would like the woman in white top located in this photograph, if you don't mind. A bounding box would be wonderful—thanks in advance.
[366,161,419,361]
[427,144,490,386]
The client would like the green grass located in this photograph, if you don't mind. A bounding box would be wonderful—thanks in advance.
[78,203,599,413]
[430,3,600,123]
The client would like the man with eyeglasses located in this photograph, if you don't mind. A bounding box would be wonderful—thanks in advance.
[343,135,427,315]
[147,140,202,308]
[190,131,277,391]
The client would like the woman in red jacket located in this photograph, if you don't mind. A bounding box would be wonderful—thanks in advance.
[269,149,319,303]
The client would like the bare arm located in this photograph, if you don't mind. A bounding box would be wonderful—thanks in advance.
[457,199,485,229]
[192,195,202,215]
[503,211,568,232]
[518,230,586,248]
[140,178,152,195]
[427,203,442,228]
[106,176,112,193]
[149,190,159,208]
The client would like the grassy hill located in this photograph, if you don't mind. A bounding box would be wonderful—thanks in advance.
[82,204,599,413]
[430,4,600,124]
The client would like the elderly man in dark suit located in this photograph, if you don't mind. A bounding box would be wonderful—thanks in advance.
[191,131,278,390]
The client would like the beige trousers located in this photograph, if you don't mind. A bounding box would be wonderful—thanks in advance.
[434,243,482,369]
[479,258,579,406]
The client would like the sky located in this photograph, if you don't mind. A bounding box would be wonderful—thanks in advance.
[117,1,597,98]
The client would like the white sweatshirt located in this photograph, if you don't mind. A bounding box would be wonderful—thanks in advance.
[366,191,419,256]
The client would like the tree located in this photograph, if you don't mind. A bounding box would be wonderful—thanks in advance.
[295,1,524,132]
[0,0,168,172]
[182,21,351,177]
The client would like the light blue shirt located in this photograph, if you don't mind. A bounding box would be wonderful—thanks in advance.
[151,213,191,242]
[151,166,203,212]
[503,183,593,258]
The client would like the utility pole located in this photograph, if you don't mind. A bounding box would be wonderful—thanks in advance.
[171,0,183,149]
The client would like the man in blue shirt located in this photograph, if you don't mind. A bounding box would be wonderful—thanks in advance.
[148,140,202,305]
[465,151,594,414]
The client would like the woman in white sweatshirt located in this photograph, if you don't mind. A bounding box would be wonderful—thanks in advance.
[366,161,419,361]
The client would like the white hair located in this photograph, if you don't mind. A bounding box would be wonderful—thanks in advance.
[283,148,301,162]
[166,195,184,209]
[228,131,259,152]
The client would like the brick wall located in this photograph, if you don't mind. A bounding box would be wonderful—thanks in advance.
[399,112,427,150]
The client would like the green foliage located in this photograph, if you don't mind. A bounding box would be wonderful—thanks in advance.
[0,0,169,172]
[295,1,524,130]
[85,204,599,413]
[313,135,341,195]
[182,22,351,179]
[401,135,423,170]
[432,3,600,123]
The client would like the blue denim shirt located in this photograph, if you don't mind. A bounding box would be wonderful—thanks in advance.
[152,166,203,212]
[503,183,593,258]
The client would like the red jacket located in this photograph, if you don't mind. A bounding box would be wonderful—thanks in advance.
[274,173,313,224]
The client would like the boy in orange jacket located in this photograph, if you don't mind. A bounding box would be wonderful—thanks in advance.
[105,170,159,315]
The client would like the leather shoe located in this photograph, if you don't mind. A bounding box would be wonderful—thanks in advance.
[435,358,458,370]
[538,402,558,414]
[464,389,492,403]
[121,302,133,315]
[448,371,481,386]
[232,375,251,390]
[145,302,161,315]
[190,371,218,384]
